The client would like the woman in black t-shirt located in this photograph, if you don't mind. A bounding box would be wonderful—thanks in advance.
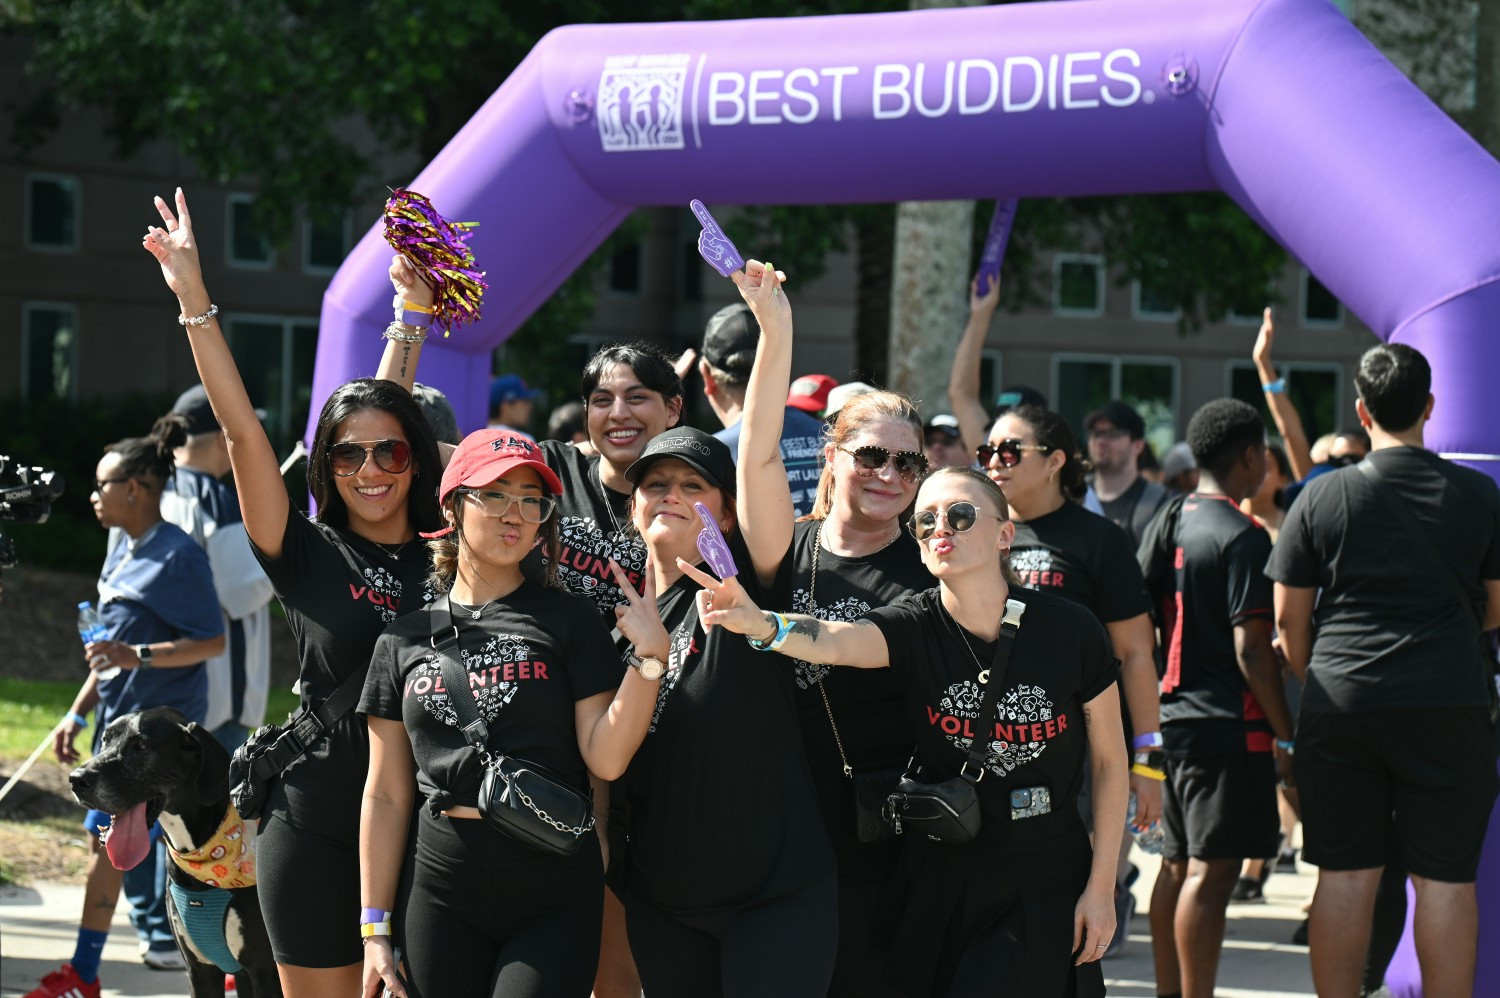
[144,190,446,995]
[358,430,660,998]
[731,267,931,995]
[607,300,838,996]
[688,465,1127,998]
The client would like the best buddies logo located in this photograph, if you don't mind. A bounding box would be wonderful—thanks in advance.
[596,49,1147,152]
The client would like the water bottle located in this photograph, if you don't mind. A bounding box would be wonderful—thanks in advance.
[77,601,118,681]
[1126,791,1164,855]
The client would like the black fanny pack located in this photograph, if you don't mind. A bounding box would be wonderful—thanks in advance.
[883,597,1026,845]
[432,597,595,857]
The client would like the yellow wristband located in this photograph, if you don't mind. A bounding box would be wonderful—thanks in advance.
[360,922,393,937]
[1131,762,1167,781]
[400,300,436,313]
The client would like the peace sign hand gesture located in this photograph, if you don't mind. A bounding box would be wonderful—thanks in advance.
[141,188,205,301]
[676,558,770,639]
[609,558,670,662]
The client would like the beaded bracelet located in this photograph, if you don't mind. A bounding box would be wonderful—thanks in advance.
[383,321,428,345]
[178,304,220,327]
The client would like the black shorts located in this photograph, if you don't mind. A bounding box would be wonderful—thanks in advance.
[1161,751,1280,862]
[256,809,362,967]
[1296,707,1499,882]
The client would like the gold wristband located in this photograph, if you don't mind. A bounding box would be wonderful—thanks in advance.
[1131,762,1166,781]
[360,921,392,938]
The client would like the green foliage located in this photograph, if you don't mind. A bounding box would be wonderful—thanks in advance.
[1,392,178,573]
[0,677,80,760]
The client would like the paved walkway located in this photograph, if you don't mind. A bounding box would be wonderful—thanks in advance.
[2,851,1320,997]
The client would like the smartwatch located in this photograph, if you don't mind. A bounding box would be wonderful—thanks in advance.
[626,652,667,682]
[134,644,155,669]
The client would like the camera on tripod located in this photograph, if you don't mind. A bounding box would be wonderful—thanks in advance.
[0,455,66,574]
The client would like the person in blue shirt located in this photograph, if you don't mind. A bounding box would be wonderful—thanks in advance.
[699,302,825,517]
[31,414,224,998]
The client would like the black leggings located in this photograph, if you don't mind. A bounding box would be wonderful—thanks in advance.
[624,875,838,998]
[398,807,604,998]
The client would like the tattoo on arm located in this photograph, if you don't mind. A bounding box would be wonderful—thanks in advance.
[787,614,822,642]
[1082,702,1094,729]
[399,345,411,380]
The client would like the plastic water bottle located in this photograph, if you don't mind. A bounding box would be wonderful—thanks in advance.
[1126,791,1164,855]
[77,601,118,680]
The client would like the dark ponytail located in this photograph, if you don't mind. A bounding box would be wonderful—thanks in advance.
[104,413,189,490]
[1008,405,1090,503]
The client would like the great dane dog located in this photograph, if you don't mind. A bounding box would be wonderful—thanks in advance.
[70,706,281,998]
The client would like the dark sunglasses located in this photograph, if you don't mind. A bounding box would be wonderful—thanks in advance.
[840,446,930,484]
[329,439,413,477]
[906,501,1005,541]
[976,438,1051,469]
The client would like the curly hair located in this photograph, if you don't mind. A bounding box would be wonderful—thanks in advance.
[104,413,190,489]
[1187,398,1266,481]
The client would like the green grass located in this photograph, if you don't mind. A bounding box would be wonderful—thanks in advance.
[0,677,303,762]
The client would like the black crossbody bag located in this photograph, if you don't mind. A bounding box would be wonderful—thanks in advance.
[431,598,595,857]
[883,597,1026,844]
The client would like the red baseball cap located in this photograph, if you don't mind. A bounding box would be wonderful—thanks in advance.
[422,429,563,538]
[787,374,838,413]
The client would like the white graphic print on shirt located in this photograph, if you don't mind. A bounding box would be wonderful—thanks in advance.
[789,587,875,689]
[350,564,437,624]
[553,515,649,616]
[929,679,1066,777]
[404,634,537,726]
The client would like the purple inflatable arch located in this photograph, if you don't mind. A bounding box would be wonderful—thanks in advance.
[314,0,1500,989]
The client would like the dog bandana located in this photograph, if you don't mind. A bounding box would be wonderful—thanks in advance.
[168,803,256,890]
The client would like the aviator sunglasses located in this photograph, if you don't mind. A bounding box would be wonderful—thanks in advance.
[975,438,1051,469]
[907,501,1005,541]
[839,445,930,484]
[329,439,413,477]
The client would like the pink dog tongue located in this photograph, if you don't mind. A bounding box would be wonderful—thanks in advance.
[104,801,151,871]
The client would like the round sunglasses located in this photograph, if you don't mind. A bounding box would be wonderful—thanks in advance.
[840,445,930,484]
[975,438,1051,469]
[457,488,557,523]
[907,500,1005,541]
[329,438,412,477]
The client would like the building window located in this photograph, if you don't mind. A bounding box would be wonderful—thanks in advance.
[1053,253,1105,316]
[610,240,642,294]
[25,174,80,252]
[1226,361,1344,443]
[226,315,318,451]
[1054,354,1180,457]
[1301,269,1344,327]
[681,240,704,301]
[1131,265,1181,321]
[303,210,352,274]
[980,349,1003,413]
[22,303,78,399]
[227,194,276,268]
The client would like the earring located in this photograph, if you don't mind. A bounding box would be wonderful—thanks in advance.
[128,494,135,505]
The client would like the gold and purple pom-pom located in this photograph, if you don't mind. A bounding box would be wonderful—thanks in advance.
[382,188,487,336]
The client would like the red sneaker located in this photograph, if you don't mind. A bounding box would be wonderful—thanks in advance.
[24,963,101,998]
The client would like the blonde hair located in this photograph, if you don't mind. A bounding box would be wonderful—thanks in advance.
[427,491,560,594]
[922,465,1022,586]
[803,390,924,522]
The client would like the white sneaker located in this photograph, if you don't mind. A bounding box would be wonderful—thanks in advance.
[142,948,187,971]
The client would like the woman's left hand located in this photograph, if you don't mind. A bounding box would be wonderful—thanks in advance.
[1073,880,1117,965]
[388,254,435,310]
[83,640,140,673]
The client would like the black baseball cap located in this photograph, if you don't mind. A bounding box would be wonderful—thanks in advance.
[700,303,758,377]
[171,384,266,436]
[624,427,737,494]
[1085,400,1146,440]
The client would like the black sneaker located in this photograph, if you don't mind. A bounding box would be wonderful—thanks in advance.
[1274,849,1298,874]
[1229,875,1265,903]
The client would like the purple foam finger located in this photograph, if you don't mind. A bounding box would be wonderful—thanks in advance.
[690,199,745,278]
[975,198,1019,297]
[693,502,739,580]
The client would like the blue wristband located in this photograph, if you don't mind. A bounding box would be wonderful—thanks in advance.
[66,711,88,729]
[747,613,794,652]
[1276,738,1295,754]
[1262,378,1286,394]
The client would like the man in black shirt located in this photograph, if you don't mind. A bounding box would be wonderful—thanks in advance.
[1089,400,1168,549]
[1140,399,1295,998]
[1267,343,1500,998]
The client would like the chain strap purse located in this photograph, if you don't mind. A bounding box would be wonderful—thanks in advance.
[431,598,595,857]
[883,597,1026,845]
[809,525,911,843]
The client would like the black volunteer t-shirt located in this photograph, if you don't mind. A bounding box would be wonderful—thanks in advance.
[780,520,933,856]
[1011,499,1152,626]
[251,512,435,830]
[1144,493,1274,755]
[868,588,1117,844]
[533,440,649,621]
[359,583,620,813]
[1266,448,1500,713]
[621,530,834,914]
[1098,476,1169,549]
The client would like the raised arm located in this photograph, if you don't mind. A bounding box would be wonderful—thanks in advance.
[732,260,796,584]
[1252,308,1313,481]
[374,256,437,394]
[143,190,290,559]
[679,558,890,668]
[949,277,1000,456]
